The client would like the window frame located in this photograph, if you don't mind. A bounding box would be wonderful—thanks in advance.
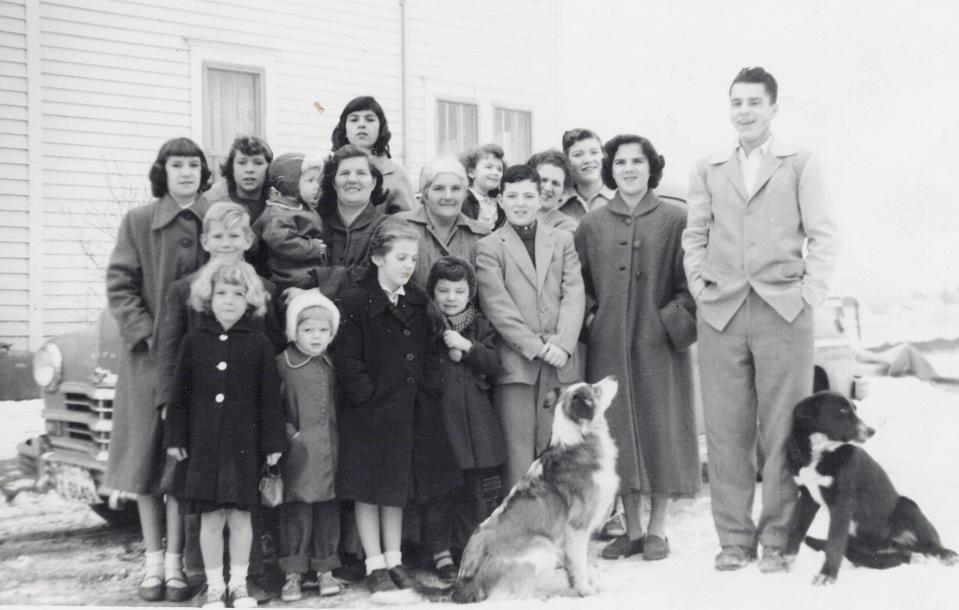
[435,98,480,159]
[493,105,533,164]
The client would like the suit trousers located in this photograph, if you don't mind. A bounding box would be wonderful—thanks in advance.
[278,500,341,574]
[698,289,813,550]
[494,364,559,489]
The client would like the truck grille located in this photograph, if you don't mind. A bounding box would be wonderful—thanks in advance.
[46,388,113,463]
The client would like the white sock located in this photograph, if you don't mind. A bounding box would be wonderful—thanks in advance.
[164,552,183,577]
[205,567,225,590]
[384,551,402,568]
[365,553,387,574]
[144,550,164,578]
[230,564,248,587]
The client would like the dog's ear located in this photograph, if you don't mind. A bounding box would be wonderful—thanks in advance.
[793,396,819,421]
[543,388,560,411]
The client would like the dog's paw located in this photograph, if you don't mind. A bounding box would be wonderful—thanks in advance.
[811,574,836,586]
[572,583,598,597]
[939,550,958,566]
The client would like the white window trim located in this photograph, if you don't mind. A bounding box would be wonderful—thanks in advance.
[185,37,278,148]
[423,78,540,161]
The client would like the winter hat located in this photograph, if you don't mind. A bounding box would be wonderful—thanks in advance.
[268,153,306,198]
[285,289,340,343]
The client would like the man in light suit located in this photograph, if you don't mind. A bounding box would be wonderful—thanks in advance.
[476,165,586,488]
[682,67,839,573]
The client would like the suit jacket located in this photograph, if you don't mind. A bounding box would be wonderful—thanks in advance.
[682,137,839,331]
[476,223,585,385]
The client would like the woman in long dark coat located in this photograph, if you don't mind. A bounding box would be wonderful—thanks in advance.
[333,218,461,592]
[574,134,699,562]
[105,137,212,601]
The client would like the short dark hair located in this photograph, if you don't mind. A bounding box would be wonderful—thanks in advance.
[561,128,602,155]
[316,144,387,217]
[500,164,540,192]
[459,143,505,185]
[527,149,572,191]
[426,255,477,299]
[601,134,666,190]
[330,96,393,158]
[219,135,274,192]
[729,66,778,104]
[148,137,212,198]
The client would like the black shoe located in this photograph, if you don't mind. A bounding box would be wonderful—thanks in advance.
[365,568,397,593]
[601,534,645,559]
[388,565,419,589]
[435,562,458,583]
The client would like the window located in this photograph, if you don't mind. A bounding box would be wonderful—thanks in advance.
[202,64,264,173]
[494,107,531,163]
[436,100,478,157]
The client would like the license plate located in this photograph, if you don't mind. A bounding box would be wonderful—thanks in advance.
[50,463,101,504]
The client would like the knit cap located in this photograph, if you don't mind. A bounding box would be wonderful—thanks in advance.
[285,289,340,342]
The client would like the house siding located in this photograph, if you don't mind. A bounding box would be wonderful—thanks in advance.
[2,0,560,348]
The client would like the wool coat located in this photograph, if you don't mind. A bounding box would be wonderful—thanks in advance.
[154,270,284,411]
[539,209,578,234]
[333,276,462,506]
[104,194,211,494]
[396,206,490,289]
[277,347,338,504]
[462,190,505,231]
[372,155,416,214]
[574,191,699,496]
[437,313,506,470]
[164,313,287,507]
[319,202,388,294]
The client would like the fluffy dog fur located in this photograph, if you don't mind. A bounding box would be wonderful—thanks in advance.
[374,376,619,604]
[785,391,957,584]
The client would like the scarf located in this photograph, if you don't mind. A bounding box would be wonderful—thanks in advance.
[445,302,476,333]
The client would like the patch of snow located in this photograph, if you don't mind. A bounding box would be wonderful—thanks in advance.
[0,399,43,460]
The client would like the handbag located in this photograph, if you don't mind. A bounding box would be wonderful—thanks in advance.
[258,463,284,507]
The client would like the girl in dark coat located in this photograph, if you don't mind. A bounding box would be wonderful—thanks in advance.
[424,256,505,581]
[165,260,286,608]
[333,217,461,593]
[104,137,212,602]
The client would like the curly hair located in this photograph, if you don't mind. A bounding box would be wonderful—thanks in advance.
[730,66,778,104]
[218,135,274,193]
[527,149,573,190]
[315,145,387,217]
[601,134,665,190]
[500,164,541,193]
[426,255,477,299]
[560,128,602,156]
[459,143,505,186]
[148,137,212,198]
[330,96,393,158]
[188,258,268,318]
[202,201,254,240]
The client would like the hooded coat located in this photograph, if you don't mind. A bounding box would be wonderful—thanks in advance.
[573,191,699,496]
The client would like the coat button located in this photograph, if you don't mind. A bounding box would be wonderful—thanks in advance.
[180,237,193,248]
[405,376,415,385]
[215,393,224,403]
[179,210,193,220]
[624,218,632,225]
[403,329,411,336]
[633,240,642,248]
[219,334,228,341]
[217,361,227,371]
[406,353,414,361]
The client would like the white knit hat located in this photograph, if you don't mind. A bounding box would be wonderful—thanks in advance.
[285,289,340,342]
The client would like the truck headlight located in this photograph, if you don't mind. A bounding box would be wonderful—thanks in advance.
[33,343,63,391]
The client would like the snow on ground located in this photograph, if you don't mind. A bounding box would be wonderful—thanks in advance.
[0,399,43,460]
[0,380,956,609]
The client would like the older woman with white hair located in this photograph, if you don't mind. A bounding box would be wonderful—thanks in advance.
[397,158,491,288]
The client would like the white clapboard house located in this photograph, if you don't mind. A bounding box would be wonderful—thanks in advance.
[1,0,562,351]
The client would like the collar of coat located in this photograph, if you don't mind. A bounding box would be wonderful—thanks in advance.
[198,310,255,335]
[400,205,490,236]
[151,193,211,231]
[605,189,661,218]
[708,136,797,165]
[326,201,386,232]
[493,222,557,292]
[361,273,427,318]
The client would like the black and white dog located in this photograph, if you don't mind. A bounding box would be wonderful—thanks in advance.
[785,391,957,584]
[373,376,620,604]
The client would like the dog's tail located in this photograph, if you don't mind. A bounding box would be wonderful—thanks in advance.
[368,583,452,605]
[804,536,911,569]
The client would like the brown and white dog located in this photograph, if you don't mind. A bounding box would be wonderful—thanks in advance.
[373,376,620,604]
